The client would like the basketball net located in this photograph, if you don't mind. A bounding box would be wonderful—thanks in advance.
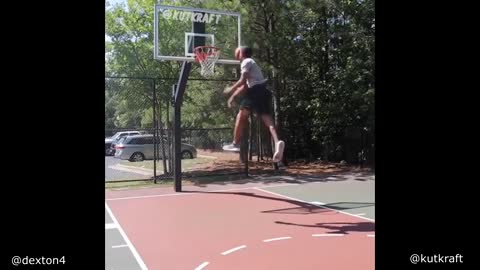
[194,46,220,77]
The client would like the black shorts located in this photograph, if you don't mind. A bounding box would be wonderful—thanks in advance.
[239,83,272,115]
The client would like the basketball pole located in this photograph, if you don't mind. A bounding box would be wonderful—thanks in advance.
[172,17,206,192]
[153,79,157,184]
[173,62,191,192]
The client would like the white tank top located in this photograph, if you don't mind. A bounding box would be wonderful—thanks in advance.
[241,58,268,88]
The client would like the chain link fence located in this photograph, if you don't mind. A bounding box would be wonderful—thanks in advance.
[105,76,247,183]
[105,76,374,184]
[280,125,375,167]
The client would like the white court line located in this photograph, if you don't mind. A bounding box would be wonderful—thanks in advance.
[107,192,192,201]
[367,234,375,237]
[312,234,345,237]
[354,213,366,216]
[105,203,148,270]
[194,261,210,270]
[116,163,154,172]
[105,223,117,230]
[310,201,326,205]
[112,244,128,249]
[221,245,247,255]
[106,183,298,201]
[108,165,152,176]
[263,236,292,242]
[253,187,375,222]
[197,154,217,159]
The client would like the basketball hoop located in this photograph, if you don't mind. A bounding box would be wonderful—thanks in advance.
[194,46,220,77]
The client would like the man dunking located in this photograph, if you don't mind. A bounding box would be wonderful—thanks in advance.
[222,46,285,162]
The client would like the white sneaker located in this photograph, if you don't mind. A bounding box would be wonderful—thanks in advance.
[223,143,241,152]
[273,140,285,162]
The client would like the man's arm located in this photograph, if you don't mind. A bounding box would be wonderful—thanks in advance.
[230,72,248,97]
[227,72,248,108]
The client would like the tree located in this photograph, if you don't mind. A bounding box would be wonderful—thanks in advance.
[105,0,375,165]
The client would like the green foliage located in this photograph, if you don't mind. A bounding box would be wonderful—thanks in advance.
[105,0,375,164]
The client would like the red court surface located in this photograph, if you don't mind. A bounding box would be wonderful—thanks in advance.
[106,185,374,270]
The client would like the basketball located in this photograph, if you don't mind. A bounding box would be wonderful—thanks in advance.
[235,47,241,60]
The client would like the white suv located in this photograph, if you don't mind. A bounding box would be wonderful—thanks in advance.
[105,131,141,155]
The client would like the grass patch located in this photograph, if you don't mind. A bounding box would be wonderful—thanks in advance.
[119,157,213,170]
[105,174,250,191]
[185,174,250,185]
[105,179,194,190]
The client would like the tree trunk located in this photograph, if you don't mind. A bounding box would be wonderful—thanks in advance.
[159,98,168,175]
[256,118,263,161]
[249,115,254,161]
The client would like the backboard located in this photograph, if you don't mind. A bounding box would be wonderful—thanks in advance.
[154,4,241,65]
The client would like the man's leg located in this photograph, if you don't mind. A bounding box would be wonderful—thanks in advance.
[234,108,250,144]
[260,114,279,144]
[223,108,250,151]
[260,114,285,162]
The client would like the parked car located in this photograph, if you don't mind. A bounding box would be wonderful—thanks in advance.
[114,134,197,162]
[105,131,141,155]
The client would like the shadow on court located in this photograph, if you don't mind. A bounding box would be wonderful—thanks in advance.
[187,170,374,187]
[182,190,374,216]
[274,221,375,234]
[183,190,318,210]
[261,202,375,214]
